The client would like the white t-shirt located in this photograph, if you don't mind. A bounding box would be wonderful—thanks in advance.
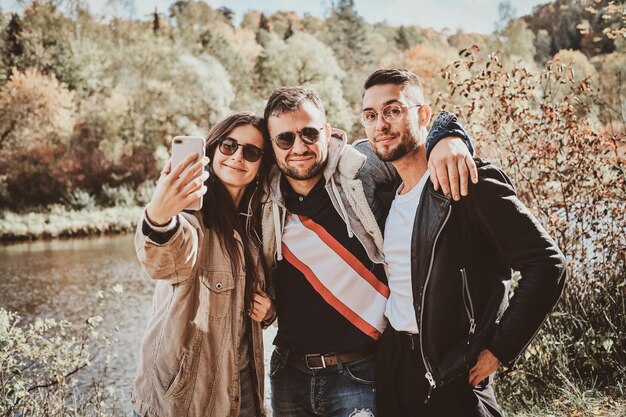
[383,172,430,333]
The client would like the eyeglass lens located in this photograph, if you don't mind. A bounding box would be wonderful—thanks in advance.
[219,138,263,162]
[274,127,322,150]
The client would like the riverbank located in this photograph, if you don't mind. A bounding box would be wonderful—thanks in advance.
[0,206,143,241]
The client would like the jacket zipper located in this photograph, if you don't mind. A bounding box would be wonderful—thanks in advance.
[460,268,476,343]
[419,205,452,403]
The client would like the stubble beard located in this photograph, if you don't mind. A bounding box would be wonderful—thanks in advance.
[374,139,419,162]
[278,158,326,181]
[373,121,424,162]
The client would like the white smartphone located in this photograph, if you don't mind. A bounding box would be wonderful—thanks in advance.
[171,136,206,211]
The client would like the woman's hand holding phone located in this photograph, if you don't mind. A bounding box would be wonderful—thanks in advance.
[146,153,210,226]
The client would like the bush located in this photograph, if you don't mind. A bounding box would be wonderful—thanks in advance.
[436,47,626,414]
[135,181,155,206]
[100,184,136,208]
[0,288,123,416]
[63,189,96,210]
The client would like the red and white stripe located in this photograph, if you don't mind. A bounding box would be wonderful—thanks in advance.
[281,214,389,340]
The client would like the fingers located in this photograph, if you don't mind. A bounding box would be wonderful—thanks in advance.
[181,173,207,197]
[249,292,274,323]
[458,157,470,197]
[182,185,207,207]
[428,160,440,191]
[179,156,208,185]
[436,160,451,198]
[447,160,461,201]
[161,161,172,177]
[468,365,481,387]
[249,309,263,322]
[249,301,267,322]
[468,155,479,184]
[171,152,200,179]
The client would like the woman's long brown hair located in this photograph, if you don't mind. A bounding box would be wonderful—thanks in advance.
[201,112,273,313]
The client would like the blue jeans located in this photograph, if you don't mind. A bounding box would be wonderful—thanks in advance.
[270,348,376,417]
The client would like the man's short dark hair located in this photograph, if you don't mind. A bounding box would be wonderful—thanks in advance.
[362,68,425,103]
[263,86,326,121]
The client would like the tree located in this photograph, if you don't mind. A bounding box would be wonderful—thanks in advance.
[495,0,516,33]
[404,43,456,100]
[323,0,373,73]
[255,32,354,132]
[199,26,260,108]
[4,2,82,89]
[217,6,235,27]
[0,68,76,150]
[267,11,300,39]
[241,11,260,31]
[523,0,585,57]
[502,19,536,62]
[259,13,270,32]
[395,26,421,51]
[2,14,25,78]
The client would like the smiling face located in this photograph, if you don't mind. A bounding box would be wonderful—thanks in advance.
[267,100,330,183]
[362,83,429,162]
[211,124,264,199]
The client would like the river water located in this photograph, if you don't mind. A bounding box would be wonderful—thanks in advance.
[0,234,277,411]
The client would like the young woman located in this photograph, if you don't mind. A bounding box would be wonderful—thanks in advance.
[131,112,275,417]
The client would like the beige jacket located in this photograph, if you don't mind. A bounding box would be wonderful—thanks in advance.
[131,211,266,417]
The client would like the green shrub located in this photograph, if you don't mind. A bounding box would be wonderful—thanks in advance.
[100,184,136,208]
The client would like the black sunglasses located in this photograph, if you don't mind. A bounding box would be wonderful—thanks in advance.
[272,126,325,150]
[218,137,264,163]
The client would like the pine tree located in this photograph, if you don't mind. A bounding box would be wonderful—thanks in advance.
[395,26,421,51]
[259,13,270,32]
[152,8,160,35]
[325,0,373,73]
[284,21,294,40]
[2,13,24,72]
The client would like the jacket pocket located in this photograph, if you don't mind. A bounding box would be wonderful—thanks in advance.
[200,268,236,319]
[162,352,188,400]
[460,268,476,344]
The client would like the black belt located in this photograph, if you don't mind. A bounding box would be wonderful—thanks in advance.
[389,326,421,351]
[283,345,376,370]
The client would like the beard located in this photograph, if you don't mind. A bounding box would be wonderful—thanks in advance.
[278,156,326,181]
[373,121,424,162]
[374,138,419,162]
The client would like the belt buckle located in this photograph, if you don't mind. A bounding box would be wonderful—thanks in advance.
[304,354,327,370]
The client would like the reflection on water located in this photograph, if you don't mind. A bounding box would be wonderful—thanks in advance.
[0,234,277,407]
[0,234,152,399]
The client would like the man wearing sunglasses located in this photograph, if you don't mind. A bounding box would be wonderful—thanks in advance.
[260,85,477,417]
[363,69,565,416]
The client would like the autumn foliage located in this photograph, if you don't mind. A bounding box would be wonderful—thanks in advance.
[436,46,625,413]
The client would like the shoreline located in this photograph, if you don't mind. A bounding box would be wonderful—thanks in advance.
[0,206,143,242]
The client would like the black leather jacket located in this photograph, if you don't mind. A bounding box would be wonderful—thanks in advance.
[411,159,566,390]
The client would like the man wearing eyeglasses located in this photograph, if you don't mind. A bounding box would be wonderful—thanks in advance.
[260,86,477,417]
[361,69,566,416]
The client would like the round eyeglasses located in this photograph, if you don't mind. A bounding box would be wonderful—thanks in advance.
[360,103,422,127]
